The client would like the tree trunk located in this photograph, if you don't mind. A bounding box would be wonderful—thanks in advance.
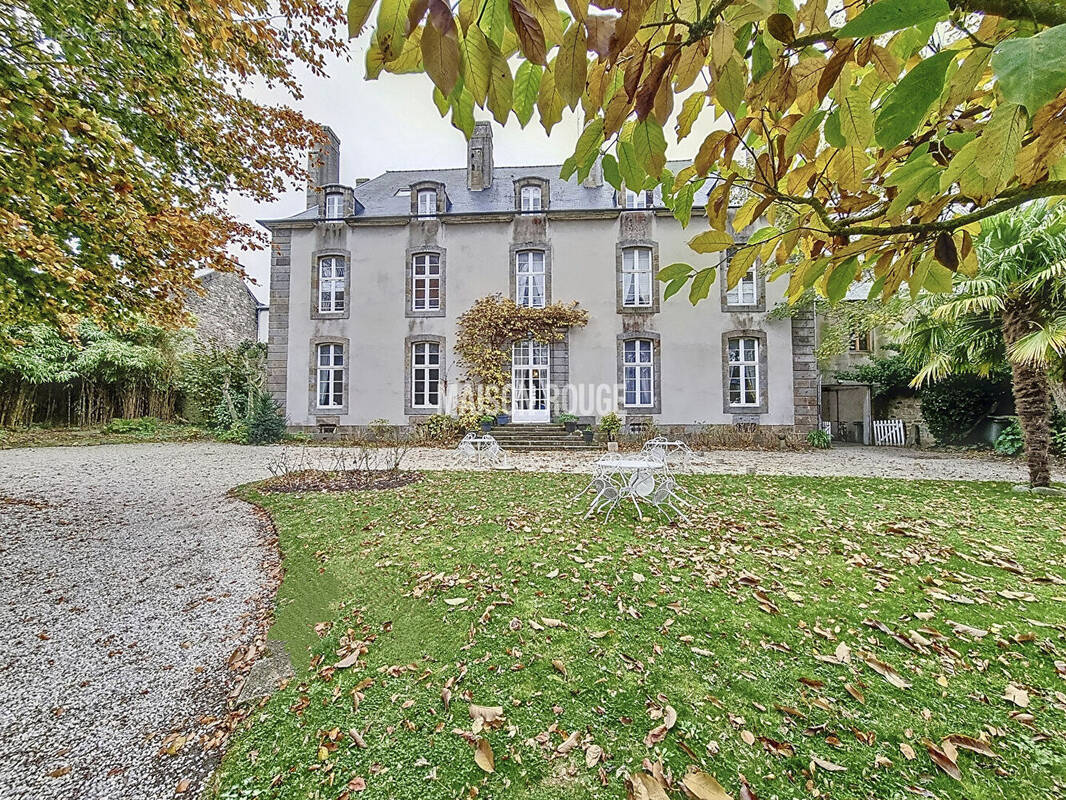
[1002,310,1052,487]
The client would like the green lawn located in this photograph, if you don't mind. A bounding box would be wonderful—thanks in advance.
[217,472,1066,800]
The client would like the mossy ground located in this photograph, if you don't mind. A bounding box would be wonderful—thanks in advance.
[217,471,1066,800]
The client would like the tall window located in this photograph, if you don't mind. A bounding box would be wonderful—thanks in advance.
[849,330,871,352]
[515,250,545,308]
[318,256,345,313]
[727,337,760,406]
[621,247,653,307]
[726,266,758,306]
[317,344,344,408]
[520,185,543,211]
[417,189,437,215]
[324,192,344,219]
[625,189,650,209]
[411,342,440,408]
[411,253,440,311]
[623,339,654,407]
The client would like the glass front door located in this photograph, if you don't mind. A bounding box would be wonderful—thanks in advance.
[511,340,550,423]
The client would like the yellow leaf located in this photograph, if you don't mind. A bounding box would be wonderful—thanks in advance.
[689,230,734,254]
[555,22,587,109]
[474,738,495,772]
[681,770,733,800]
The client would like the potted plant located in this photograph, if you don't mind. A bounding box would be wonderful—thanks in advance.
[599,412,621,451]
[559,412,578,433]
[582,426,595,444]
[479,414,495,433]
[496,411,511,426]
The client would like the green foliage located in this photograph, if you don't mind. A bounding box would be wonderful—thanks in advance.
[835,353,919,400]
[806,428,831,449]
[558,412,578,423]
[994,420,1025,455]
[598,411,621,438]
[920,375,1009,444]
[416,414,466,444]
[991,23,1066,113]
[179,341,266,432]
[105,417,161,434]
[246,390,286,445]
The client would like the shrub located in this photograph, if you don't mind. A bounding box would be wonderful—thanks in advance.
[920,375,1008,444]
[179,341,265,431]
[105,416,162,434]
[834,352,918,399]
[806,428,832,449]
[558,412,578,423]
[598,412,621,439]
[246,390,286,445]
[996,413,1066,456]
[416,414,465,445]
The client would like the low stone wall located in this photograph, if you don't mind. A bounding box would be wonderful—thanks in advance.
[879,394,931,446]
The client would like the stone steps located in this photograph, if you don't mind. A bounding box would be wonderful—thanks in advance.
[485,424,601,451]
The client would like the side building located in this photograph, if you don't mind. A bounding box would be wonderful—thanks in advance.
[259,124,819,434]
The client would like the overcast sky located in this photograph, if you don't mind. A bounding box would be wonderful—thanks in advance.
[227,33,718,304]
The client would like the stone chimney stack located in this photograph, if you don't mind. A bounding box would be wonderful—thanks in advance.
[306,125,341,209]
[467,121,493,191]
[582,157,603,188]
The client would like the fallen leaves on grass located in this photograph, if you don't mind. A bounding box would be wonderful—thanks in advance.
[681,770,733,800]
[473,738,495,773]
[861,654,912,689]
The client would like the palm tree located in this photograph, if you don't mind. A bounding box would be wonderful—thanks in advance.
[901,202,1066,487]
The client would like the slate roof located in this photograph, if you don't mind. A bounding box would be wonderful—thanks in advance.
[261,160,723,224]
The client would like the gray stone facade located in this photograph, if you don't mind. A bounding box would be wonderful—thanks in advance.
[790,310,820,432]
[185,270,261,349]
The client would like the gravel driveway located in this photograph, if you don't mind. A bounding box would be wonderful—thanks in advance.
[0,440,1053,799]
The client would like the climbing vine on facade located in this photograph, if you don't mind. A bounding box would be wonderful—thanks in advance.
[455,295,588,392]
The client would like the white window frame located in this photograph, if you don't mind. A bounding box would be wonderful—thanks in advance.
[520,184,543,211]
[316,343,344,408]
[515,250,546,308]
[623,339,654,407]
[411,342,441,409]
[726,266,758,306]
[625,189,650,209]
[727,337,760,407]
[318,256,345,314]
[621,247,653,308]
[411,253,441,312]
[324,192,344,220]
[417,189,437,216]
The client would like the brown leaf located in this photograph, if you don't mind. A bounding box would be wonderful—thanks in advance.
[557,730,581,754]
[552,659,567,676]
[628,771,670,800]
[766,13,795,43]
[585,743,603,767]
[934,232,959,271]
[469,704,504,723]
[663,705,677,729]
[509,0,547,66]
[926,742,962,780]
[900,742,916,760]
[943,734,998,759]
[334,651,360,669]
[175,778,192,794]
[681,770,733,800]
[644,724,668,747]
[586,14,617,57]
[1003,683,1029,708]
[347,776,367,792]
[845,683,865,704]
[740,730,755,746]
[810,754,846,772]
[861,655,912,689]
[474,738,495,773]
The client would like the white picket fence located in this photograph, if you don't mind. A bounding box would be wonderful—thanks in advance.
[873,418,905,446]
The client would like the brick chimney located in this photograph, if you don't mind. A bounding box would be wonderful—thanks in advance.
[306,125,340,209]
[467,121,493,191]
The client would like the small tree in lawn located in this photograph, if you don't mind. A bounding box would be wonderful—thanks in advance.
[901,202,1066,487]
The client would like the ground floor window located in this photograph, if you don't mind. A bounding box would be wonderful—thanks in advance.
[317,343,344,408]
[727,337,760,406]
[411,341,440,408]
[623,339,654,407]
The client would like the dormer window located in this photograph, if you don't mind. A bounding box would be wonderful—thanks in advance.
[324,192,344,219]
[624,189,651,209]
[417,189,437,216]
[520,185,542,211]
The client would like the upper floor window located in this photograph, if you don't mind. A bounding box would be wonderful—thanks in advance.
[621,247,653,308]
[727,337,760,407]
[411,253,441,312]
[417,189,437,216]
[623,339,654,407]
[411,341,441,409]
[515,250,545,308]
[318,256,345,313]
[625,189,651,209]
[324,192,344,219]
[726,266,758,306]
[849,330,871,352]
[317,343,344,408]
[520,185,543,211]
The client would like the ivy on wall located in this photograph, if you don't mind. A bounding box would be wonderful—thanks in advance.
[455,295,589,394]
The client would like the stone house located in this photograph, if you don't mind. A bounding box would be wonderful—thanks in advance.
[259,124,820,434]
[185,269,267,348]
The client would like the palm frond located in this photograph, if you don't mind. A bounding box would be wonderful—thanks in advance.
[1007,315,1066,365]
